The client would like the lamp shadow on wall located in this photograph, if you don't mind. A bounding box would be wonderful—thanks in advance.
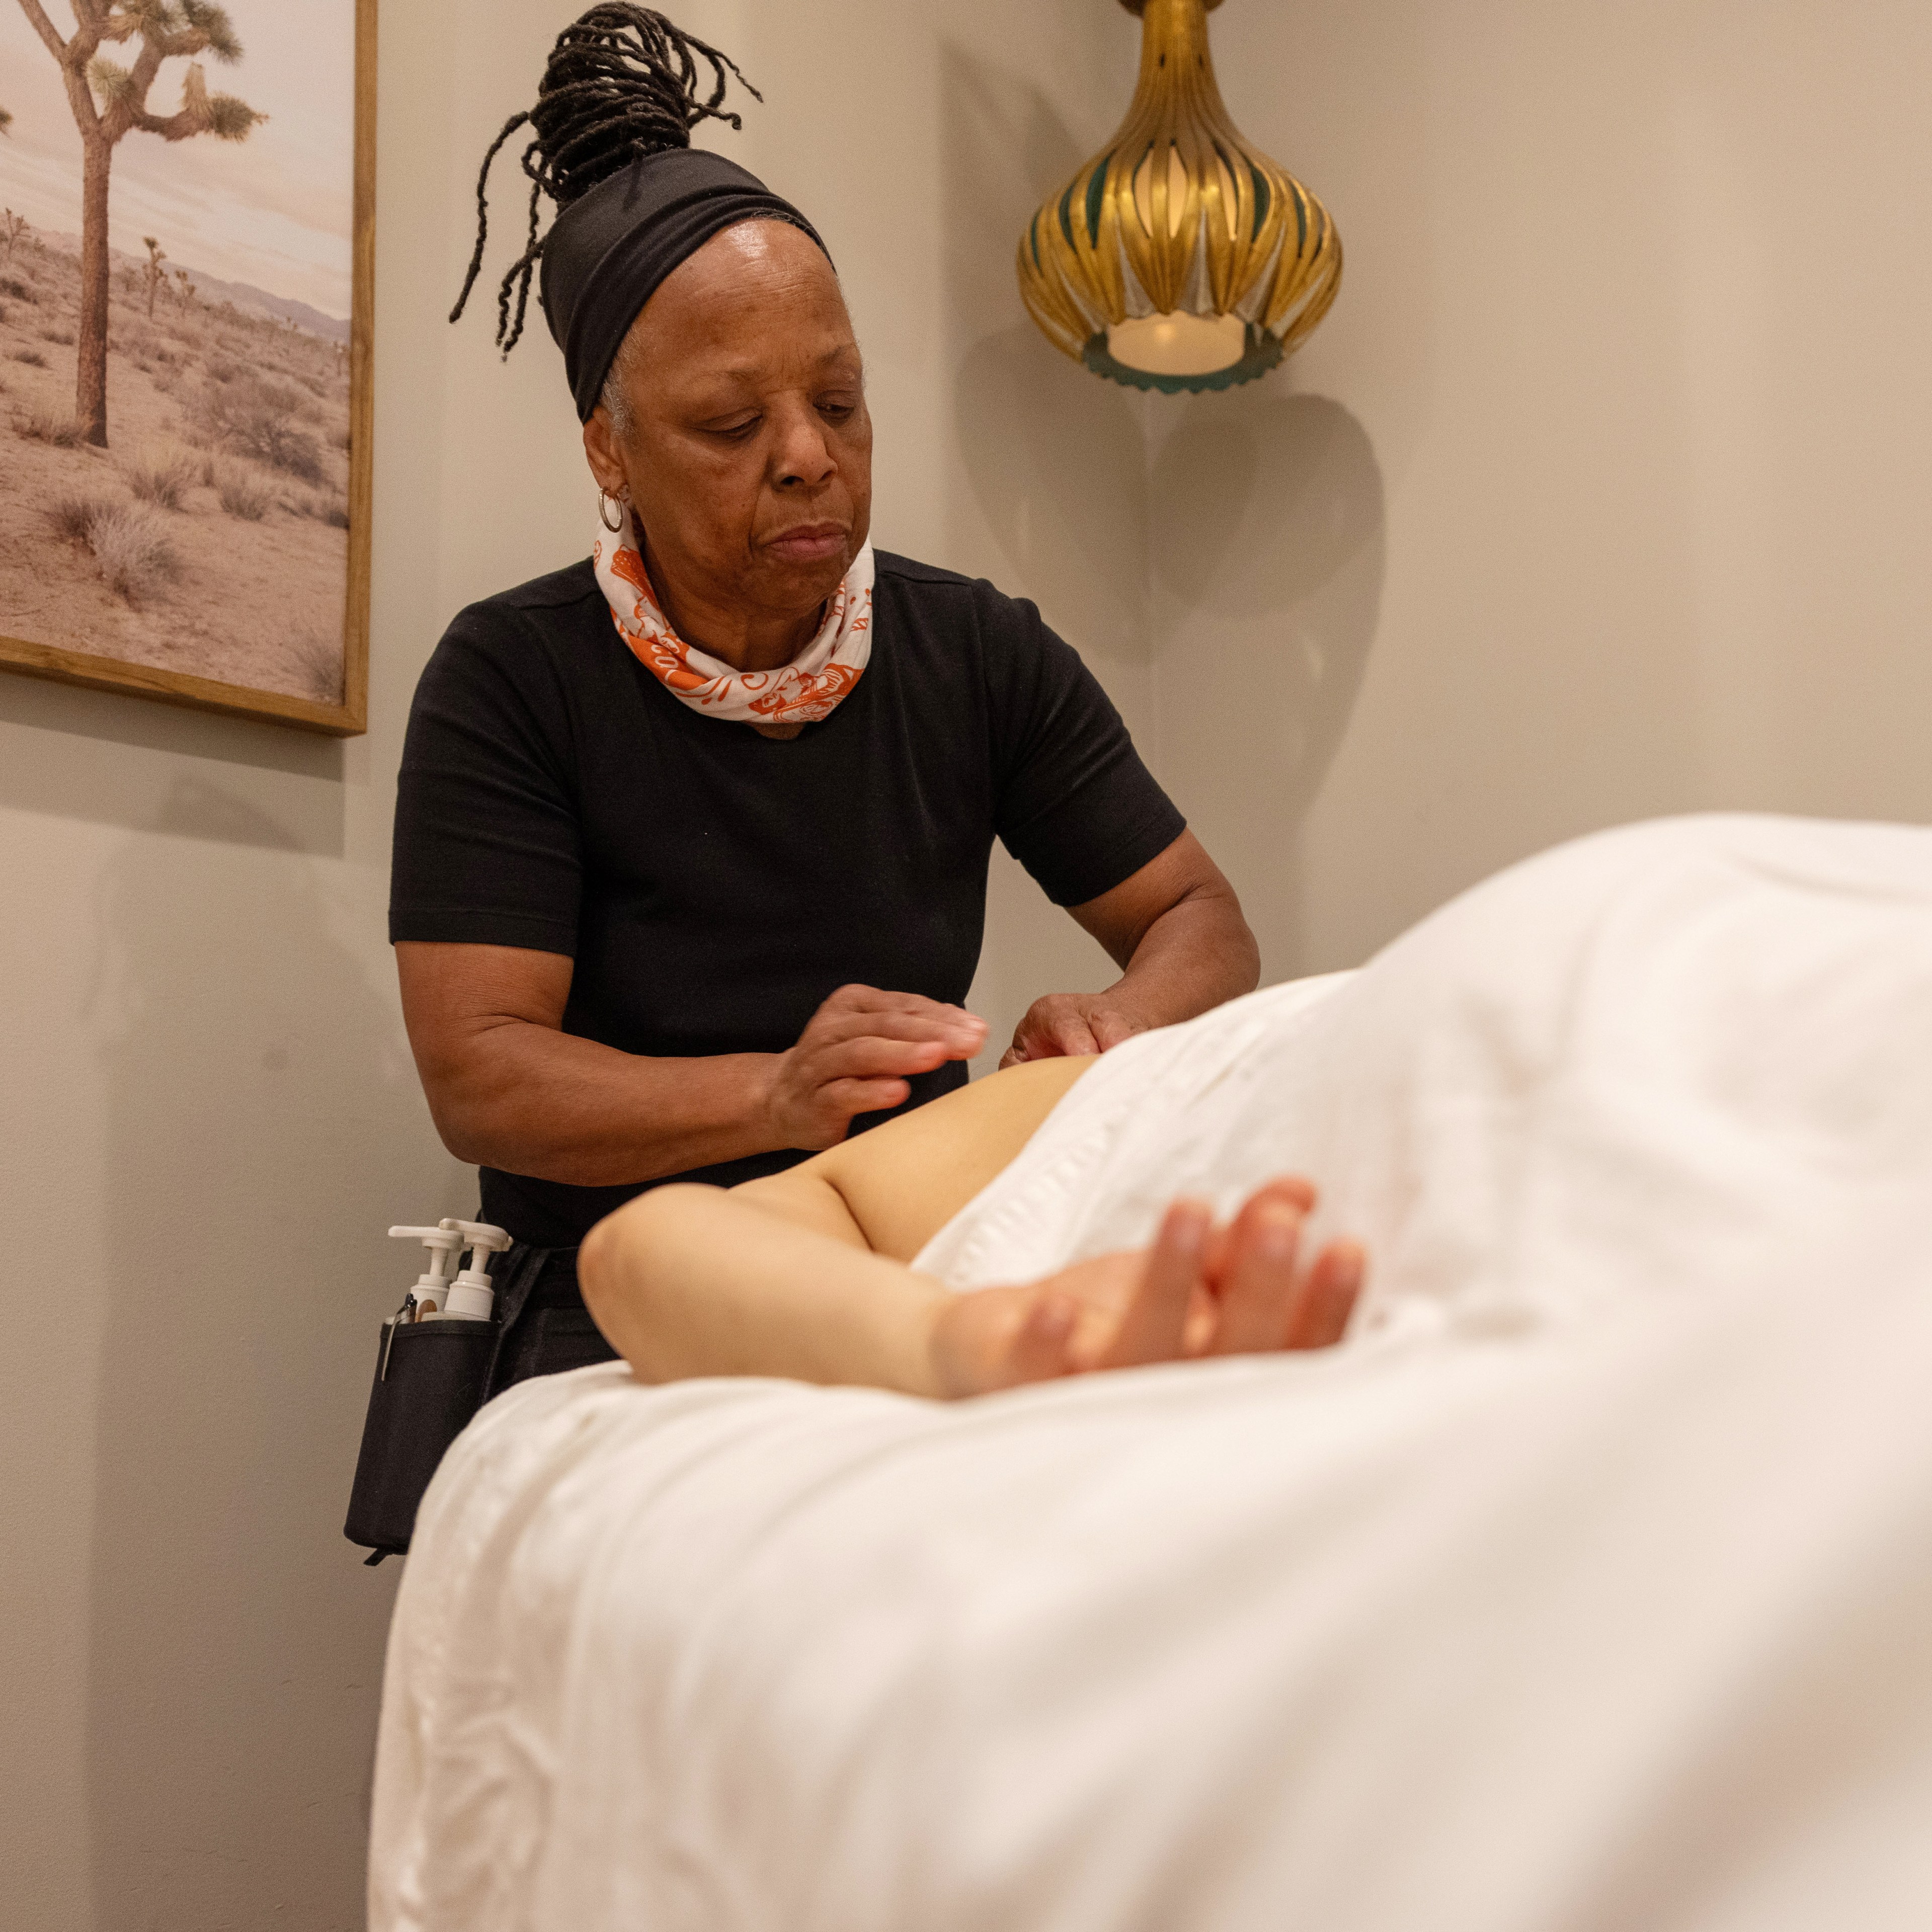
[939,43,1151,670]
[935,40,1386,1019]
[84,779,444,1929]
[1150,390,1387,977]
[939,42,1169,1062]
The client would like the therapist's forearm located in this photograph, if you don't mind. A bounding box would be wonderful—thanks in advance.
[419,1016,786,1187]
[1002,841,1261,1065]
[1103,888,1260,1030]
[397,945,987,1189]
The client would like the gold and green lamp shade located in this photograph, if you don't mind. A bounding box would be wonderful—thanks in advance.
[1018,0,1342,394]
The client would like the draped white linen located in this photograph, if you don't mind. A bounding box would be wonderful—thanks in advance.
[371,815,1932,1932]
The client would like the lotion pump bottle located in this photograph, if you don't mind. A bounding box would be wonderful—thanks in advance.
[388,1224,466,1317]
[440,1219,512,1321]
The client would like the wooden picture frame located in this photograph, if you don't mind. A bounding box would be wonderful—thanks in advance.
[0,0,375,737]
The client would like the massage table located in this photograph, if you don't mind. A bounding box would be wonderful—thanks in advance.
[370,815,1932,1930]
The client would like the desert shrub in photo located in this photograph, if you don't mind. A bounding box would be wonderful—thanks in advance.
[124,449,199,510]
[217,468,272,521]
[195,371,327,483]
[85,503,182,603]
[16,406,83,447]
[44,492,108,545]
[287,623,345,705]
[0,233,355,699]
[295,490,351,528]
[1,274,34,303]
[40,496,181,603]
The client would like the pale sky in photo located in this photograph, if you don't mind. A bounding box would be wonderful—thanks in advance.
[0,2,355,318]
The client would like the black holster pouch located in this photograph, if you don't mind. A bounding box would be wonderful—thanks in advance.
[343,1243,550,1564]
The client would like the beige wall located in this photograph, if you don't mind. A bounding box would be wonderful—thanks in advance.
[1157,0,1932,977]
[3,1,1927,1925]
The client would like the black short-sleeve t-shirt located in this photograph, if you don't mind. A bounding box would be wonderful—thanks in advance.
[391,549,1184,1247]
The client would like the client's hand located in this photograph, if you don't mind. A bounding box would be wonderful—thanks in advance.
[928,1179,1364,1398]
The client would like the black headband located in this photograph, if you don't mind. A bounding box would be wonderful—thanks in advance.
[538,147,831,422]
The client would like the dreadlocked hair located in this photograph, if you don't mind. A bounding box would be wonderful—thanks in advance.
[449,4,761,358]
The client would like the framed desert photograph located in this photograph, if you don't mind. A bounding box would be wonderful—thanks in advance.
[0,0,373,735]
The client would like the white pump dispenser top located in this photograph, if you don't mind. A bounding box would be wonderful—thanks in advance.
[388,1224,465,1316]
[441,1219,512,1321]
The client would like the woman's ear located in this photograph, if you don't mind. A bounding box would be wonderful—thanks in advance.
[582,407,630,499]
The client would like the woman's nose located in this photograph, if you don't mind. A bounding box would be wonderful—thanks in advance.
[771,407,837,490]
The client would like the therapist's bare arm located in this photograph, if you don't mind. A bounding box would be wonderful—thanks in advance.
[395,943,986,1186]
[1002,829,1260,1067]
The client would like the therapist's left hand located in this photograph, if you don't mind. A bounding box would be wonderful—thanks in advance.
[997,832,1261,1068]
[999,992,1145,1069]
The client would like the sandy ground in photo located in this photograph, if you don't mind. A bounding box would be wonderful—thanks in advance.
[0,235,351,704]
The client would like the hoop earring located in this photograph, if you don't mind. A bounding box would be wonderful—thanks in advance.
[597,490,624,533]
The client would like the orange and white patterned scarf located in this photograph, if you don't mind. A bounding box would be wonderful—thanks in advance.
[592,511,874,727]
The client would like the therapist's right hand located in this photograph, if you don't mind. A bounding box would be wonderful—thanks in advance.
[766,984,987,1150]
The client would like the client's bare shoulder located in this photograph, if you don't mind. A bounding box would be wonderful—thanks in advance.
[740,1056,1097,1263]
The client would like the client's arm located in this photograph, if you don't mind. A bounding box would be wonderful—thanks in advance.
[580,1059,1364,1400]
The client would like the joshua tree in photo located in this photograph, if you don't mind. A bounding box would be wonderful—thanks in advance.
[3,209,29,266]
[14,2,262,446]
[141,233,166,315]
[173,263,195,305]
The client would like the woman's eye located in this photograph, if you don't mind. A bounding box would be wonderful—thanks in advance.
[711,418,760,440]
[819,398,857,422]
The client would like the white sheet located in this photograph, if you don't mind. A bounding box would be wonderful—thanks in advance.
[371,816,1932,1931]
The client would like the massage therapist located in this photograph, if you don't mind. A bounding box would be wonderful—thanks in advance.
[389,6,1260,1383]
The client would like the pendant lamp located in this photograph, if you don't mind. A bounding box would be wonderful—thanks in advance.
[1017,0,1342,394]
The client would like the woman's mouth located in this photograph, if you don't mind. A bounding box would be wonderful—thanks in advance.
[766,524,848,566]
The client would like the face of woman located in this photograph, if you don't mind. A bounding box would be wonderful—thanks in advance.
[583,220,872,646]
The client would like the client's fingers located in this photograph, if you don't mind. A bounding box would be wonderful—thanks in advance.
[1283,1241,1365,1351]
[1259,1175,1319,1215]
[931,1283,1078,1397]
[1203,1177,1320,1289]
[1095,1199,1211,1368]
[1005,1290,1079,1387]
[1206,1200,1305,1355]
